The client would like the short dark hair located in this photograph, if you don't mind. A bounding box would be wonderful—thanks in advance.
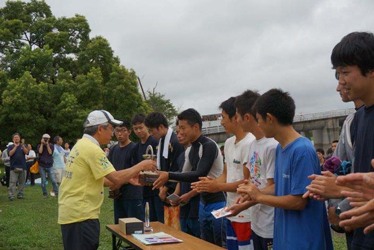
[117,119,131,130]
[331,32,374,75]
[332,140,339,144]
[235,90,260,118]
[12,133,20,139]
[177,108,203,130]
[145,112,168,129]
[132,114,146,125]
[253,88,295,125]
[316,148,325,155]
[54,136,61,144]
[219,97,237,119]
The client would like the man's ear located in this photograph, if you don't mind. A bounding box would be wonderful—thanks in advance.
[266,113,275,124]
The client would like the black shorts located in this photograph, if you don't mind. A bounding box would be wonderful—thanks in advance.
[61,219,100,250]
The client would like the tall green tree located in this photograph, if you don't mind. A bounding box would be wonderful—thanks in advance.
[0,0,149,146]
[146,85,178,124]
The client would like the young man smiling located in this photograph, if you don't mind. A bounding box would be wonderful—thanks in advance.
[153,108,226,247]
[192,97,255,250]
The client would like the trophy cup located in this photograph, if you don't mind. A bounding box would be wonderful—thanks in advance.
[138,145,159,186]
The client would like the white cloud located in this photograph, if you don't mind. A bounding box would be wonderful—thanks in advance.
[14,0,374,114]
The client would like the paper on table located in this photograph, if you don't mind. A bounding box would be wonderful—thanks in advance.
[132,232,183,245]
[211,207,232,219]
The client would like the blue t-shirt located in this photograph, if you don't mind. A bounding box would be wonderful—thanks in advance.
[8,144,27,169]
[273,137,333,250]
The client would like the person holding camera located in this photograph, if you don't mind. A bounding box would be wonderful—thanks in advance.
[7,133,29,201]
[37,134,59,198]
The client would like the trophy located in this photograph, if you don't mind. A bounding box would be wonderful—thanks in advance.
[138,145,159,186]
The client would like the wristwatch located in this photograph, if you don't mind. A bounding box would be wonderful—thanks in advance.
[335,206,342,217]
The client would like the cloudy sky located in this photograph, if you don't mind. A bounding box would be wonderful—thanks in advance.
[5,0,374,115]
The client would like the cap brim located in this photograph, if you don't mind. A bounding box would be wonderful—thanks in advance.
[110,119,123,126]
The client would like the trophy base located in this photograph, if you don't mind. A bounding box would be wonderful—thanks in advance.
[139,171,159,186]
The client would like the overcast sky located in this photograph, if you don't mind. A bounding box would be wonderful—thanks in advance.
[4,0,374,115]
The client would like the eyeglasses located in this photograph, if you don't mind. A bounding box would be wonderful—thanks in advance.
[115,128,128,134]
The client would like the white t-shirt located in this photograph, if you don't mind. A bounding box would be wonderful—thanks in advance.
[25,150,36,162]
[247,137,278,238]
[225,133,255,223]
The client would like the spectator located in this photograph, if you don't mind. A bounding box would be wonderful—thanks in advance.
[63,142,70,159]
[37,133,58,198]
[25,144,36,186]
[53,136,66,185]
[316,148,325,170]
[1,142,13,188]
[331,140,339,152]
[8,133,29,201]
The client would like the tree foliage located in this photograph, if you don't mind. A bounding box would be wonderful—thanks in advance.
[146,85,178,124]
[0,0,149,146]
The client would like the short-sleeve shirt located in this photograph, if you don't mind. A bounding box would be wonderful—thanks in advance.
[53,145,65,169]
[8,145,27,169]
[37,144,54,168]
[58,135,116,224]
[225,133,255,223]
[108,142,142,199]
[273,137,333,250]
[247,137,277,239]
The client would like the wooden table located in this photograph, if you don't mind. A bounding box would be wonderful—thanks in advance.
[106,222,224,250]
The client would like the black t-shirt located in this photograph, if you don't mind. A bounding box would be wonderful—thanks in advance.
[169,135,226,204]
[178,152,200,219]
[350,104,374,248]
[108,142,142,199]
[8,145,27,169]
[131,136,159,198]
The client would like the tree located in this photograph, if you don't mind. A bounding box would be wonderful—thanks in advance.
[0,0,148,146]
[146,84,178,123]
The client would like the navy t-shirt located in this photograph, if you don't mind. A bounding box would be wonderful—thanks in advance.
[37,144,54,168]
[131,136,159,198]
[350,105,374,248]
[273,137,333,250]
[108,142,142,200]
[8,144,27,170]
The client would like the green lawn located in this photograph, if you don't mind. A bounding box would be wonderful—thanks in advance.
[0,166,347,249]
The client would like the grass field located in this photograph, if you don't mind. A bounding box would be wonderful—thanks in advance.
[0,166,348,249]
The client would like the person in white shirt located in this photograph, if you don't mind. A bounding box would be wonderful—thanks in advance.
[193,97,255,250]
[227,90,277,250]
[25,144,36,185]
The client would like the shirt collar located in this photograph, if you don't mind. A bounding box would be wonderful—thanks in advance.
[83,134,100,146]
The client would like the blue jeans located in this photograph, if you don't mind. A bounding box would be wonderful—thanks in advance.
[114,199,145,224]
[181,218,200,238]
[199,201,227,247]
[39,166,59,196]
[143,195,164,223]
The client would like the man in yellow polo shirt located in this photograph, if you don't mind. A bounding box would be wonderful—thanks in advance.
[58,110,156,250]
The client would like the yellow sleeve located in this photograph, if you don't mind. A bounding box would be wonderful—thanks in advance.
[86,148,115,180]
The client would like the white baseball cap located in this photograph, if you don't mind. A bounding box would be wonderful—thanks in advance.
[84,110,123,128]
[6,142,14,147]
[42,134,51,139]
